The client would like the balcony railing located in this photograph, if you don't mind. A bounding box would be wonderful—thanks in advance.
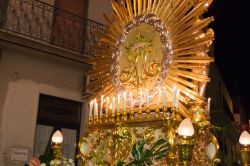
[0,0,105,56]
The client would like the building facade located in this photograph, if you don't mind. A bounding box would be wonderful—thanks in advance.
[206,63,241,165]
[0,0,111,165]
[0,0,242,165]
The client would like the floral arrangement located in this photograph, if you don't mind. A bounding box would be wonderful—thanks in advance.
[117,138,170,166]
[47,158,74,166]
[29,157,75,166]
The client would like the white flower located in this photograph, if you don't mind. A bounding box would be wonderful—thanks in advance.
[50,160,55,165]
[41,163,46,166]
[49,157,75,166]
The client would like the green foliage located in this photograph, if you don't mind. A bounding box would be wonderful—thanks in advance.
[117,139,170,166]
[39,130,55,165]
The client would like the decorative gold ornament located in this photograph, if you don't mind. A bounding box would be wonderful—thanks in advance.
[109,126,134,165]
[80,0,218,165]
[85,0,214,118]
[240,146,250,166]
[178,136,194,166]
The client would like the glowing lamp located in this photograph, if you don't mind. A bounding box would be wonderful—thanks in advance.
[239,131,250,146]
[178,118,194,137]
[52,130,63,144]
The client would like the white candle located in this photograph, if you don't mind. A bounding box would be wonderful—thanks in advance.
[112,97,115,114]
[89,100,93,117]
[139,91,142,109]
[100,95,104,115]
[157,89,161,106]
[146,89,149,107]
[105,97,109,115]
[123,92,126,111]
[117,94,120,113]
[130,92,133,110]
[172,86,177,107]
[93,99,96,116]
[207,97,211,115]
[94,99,98,117]
[175,89,180,108]
[163,87,167,107]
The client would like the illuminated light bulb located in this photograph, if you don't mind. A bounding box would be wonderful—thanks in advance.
[204,0,212,8]
[239,131,250,146]
[177,118,194,137]
[52,130,63,143]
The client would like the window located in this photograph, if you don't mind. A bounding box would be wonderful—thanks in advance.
[33,94,82,163]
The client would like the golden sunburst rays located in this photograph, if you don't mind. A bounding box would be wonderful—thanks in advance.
[85,0,214,118]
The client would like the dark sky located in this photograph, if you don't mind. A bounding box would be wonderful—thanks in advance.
[205,0,250,113]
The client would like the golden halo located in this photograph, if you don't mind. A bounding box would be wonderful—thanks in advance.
[85,0,214,118]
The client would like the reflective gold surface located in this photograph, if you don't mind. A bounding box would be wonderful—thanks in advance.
[80,0,217,165]
[85,0,214,116]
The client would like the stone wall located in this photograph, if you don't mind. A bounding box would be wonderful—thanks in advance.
[0,50,86,165]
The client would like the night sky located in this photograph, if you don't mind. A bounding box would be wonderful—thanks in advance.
[205,0,250,115]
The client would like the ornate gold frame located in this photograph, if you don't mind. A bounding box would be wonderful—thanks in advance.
[84,0,214,119]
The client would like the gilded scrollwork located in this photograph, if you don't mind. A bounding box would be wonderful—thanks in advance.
[109,126,134,165]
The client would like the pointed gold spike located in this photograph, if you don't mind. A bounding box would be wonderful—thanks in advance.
[138,0,142,15]
[155,0,163,14]
[133,0,137,16]
[111,0,125,24]
[172,31,203,46]
[174,56,214,63]
[147,0,152,12]
[169,1,193,25]
[98,38,116,46]
[172,64,207,70]
[165,80,203,102]
[173,17,214,39]
[120,1,130,22]
[174,49,203,57]
[166,0,192,24]
[157,0,170,17]
[169,69,210,82]
[163,0,182,23]
[168,75,197,88]
[143,0,147,13]
[172,1,209,30]
[179,103,193,119]
[172,31,204,47]
[173,39,214,52]
[165,84,188,105]
[152,0,158,12]
[126,0,133,19]
[103,14,121,36]
[173,38,213,52]
[95,30,117,42]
